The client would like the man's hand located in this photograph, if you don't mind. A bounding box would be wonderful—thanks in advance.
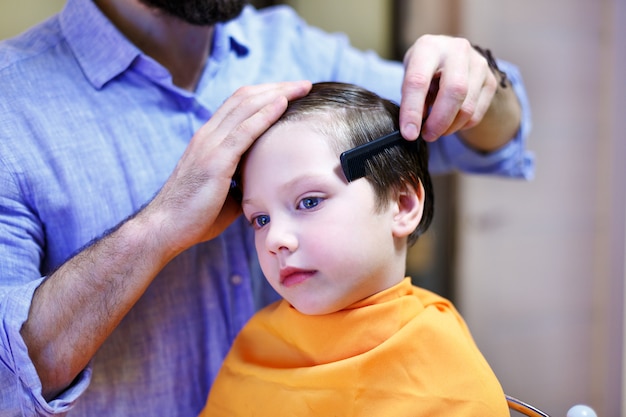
[399,35,518,151]
[148,81,313,256]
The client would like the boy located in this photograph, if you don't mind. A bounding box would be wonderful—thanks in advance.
[200,82,509,416]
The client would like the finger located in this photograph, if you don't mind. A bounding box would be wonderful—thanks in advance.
[399,40,440,140]
[206,81,312,133]
[438,60,486,136]
[224,94,291,155]
[191,81,311,162]
[420,47,470,141]
[192,94,291,180]
[440,52,498,136]
[462,68,497,130]
[221,81,312,113]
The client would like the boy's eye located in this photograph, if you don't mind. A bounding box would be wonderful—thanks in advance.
[297,197,322,210]
[252,214,270,229]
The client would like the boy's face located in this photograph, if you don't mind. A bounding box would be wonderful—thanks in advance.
[241,120,408,315]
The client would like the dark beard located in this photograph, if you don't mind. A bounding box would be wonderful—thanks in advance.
[139,0,248,26]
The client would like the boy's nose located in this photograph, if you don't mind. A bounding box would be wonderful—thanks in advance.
[265,220,298,254]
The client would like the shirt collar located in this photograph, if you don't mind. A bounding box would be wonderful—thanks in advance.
[60,0,141,89]
[60,0,250,90]
[214,9,251,60]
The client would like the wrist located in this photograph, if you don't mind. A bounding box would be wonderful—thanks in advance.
[124,204,183,267]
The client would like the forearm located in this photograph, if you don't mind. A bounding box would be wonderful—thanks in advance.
[20,209,175,400]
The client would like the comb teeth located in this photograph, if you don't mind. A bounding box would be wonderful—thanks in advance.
[340,131,408,182]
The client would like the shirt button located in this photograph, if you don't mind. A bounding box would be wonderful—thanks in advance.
[230,274,243,285]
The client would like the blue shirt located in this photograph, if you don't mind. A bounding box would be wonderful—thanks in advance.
[0,0,533,415]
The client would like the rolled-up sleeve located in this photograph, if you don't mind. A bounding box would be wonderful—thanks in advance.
[0,283,92,416]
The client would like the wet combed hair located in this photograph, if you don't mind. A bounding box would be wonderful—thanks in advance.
[276,82,434,246]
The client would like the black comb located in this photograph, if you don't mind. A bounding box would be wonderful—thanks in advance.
[340,131,412,182]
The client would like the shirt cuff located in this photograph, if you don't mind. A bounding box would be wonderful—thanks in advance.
[1,279,92,415]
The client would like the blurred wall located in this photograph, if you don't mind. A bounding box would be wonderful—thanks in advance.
[284,0,393,59]
[460,1,623,415]
[447,1,624,415]
[0,0,65,39]
[401,0,625,415]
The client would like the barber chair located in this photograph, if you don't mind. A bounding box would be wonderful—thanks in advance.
[506,394,597,417]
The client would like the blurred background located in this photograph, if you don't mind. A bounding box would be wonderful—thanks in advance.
[2,0,624,415]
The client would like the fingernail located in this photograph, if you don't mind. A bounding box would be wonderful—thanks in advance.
[403,123,419,140]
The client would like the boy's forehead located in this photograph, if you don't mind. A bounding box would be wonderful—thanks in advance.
[243,122,343,182]
[257,119,338,152]
[278,117,347,150]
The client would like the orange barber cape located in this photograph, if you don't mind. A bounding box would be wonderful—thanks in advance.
[200,278,508,416]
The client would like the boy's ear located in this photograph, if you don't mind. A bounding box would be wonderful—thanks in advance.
[391,181,424,239]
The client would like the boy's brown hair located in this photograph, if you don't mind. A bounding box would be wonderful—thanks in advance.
[275,82,434,246]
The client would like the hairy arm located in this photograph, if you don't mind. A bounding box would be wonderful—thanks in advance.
[20,211,170,400]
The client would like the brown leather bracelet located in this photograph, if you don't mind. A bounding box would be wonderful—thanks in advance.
[472,45,509,88]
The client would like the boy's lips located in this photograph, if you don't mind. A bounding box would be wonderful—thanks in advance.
[279,266,316,287]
